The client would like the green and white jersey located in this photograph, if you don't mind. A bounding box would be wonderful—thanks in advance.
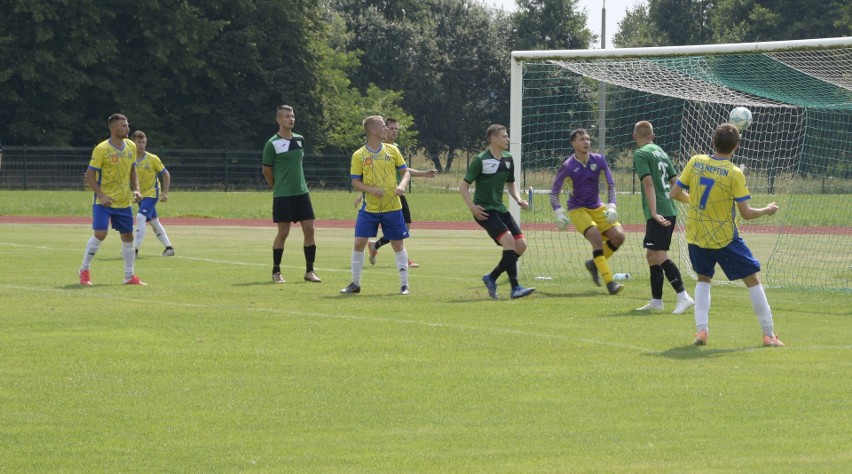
[633,143,678,220]
[262,132,308,197]
[463,149,515,212]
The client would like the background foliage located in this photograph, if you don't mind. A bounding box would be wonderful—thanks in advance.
[1,0,848,159]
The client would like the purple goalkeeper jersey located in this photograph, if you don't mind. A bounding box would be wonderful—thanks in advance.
[549,153,616,210]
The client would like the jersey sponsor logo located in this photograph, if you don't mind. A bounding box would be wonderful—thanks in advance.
[364,157,373,167]
[110,154,118,163]
[273,139,291,154]
[481,158,501,174]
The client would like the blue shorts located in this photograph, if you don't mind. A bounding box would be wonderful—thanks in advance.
[688,238,761,280]
[92,204,134,234]
[137,197,159,222]
[354,209,409,240]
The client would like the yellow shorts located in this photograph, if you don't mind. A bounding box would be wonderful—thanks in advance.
[568,205,617,235]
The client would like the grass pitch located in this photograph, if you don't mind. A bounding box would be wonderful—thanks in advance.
[0,222,850,472]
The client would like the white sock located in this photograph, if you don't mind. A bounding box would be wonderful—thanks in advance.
[81,236,102,271]
[694,281,711,332]
[749,284,775,337]
[150,218,171,248]
[134,214,147,250]
[395,249,409,287]
[351,250,365,286]
[122,241,135,279]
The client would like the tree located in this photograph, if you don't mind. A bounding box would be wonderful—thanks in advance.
[512,0,593,51]
[612,3,661,48]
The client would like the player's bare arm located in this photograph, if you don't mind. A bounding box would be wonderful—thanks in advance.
[642,175,670,226]
[160,169,171,202]
[506,182,529,209]
[261,165,274,188]
[737,200,779,220]
[407,168,438,178]
[85,168,113,207]
[129,166,143,202]
[459,180,488,221]
[396,168,411,196]
[352,178,384,197]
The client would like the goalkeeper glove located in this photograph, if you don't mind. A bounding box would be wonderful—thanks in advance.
[604,203,618,224]
[554,208,570,230]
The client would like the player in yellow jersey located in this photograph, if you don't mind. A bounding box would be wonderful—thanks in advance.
[79,114,146,286]
[131,131,174,257]
[364,118,437,268]
[341,116,411,295]
[670,123,783,347]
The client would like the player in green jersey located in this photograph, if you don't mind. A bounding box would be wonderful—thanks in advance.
[262,105,320,284]
[460,124,534,300]
[632,121,694,314]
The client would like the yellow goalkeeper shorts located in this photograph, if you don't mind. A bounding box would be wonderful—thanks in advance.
[569,205,617,235]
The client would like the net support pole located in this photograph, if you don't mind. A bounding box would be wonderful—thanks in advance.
[509,55,524,224]
[597,1,606,155]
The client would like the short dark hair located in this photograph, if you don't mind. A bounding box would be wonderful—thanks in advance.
[486,124,506,142]
[108,113,127,127]
[385,118,398,126]
[569,128,589,142]
[131,131,146,140]
[712,123,740,154]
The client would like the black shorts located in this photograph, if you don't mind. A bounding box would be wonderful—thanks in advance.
[400,195,411,224]
[643,216,677,251]
[273,193,315,223]
[476,210,523,245]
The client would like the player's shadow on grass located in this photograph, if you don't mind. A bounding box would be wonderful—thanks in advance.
[651,345,752,360]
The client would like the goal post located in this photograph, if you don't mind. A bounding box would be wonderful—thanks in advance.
[510,37,852,291]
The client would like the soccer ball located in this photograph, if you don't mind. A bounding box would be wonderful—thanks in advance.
[729,107,753,132]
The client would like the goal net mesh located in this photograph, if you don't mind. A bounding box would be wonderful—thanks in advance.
[516,44,852,291]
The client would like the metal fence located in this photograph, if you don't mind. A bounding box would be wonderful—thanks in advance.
[0,146,352,191]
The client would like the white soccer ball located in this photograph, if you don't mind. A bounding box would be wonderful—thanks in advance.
[729,107,753,132]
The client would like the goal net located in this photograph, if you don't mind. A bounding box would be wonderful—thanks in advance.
[509,37,852,291]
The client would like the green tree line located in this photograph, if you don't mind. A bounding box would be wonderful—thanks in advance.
[1,0,847,164]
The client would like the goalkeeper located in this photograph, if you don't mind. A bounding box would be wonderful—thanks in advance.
[550,128,626,295]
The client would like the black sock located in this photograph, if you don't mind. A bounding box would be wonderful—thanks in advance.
[593,249,604,259]
[374,237,390,250]
[606,240,619,253]
[304,245,316,273]
[489,265,503,281]
[650,265,664,299]
[500,250,520,288]
[661,259,685,293]
[272,248,283,274]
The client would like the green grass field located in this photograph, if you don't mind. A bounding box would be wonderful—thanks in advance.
[1,205,851,470]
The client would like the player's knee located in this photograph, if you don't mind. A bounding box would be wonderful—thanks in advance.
[514,239,528,255]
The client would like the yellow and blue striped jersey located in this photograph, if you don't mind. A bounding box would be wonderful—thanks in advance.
[136,152,166,199]
[676,154,750,249]
[88,139,137,208]
[350,144,407,213]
